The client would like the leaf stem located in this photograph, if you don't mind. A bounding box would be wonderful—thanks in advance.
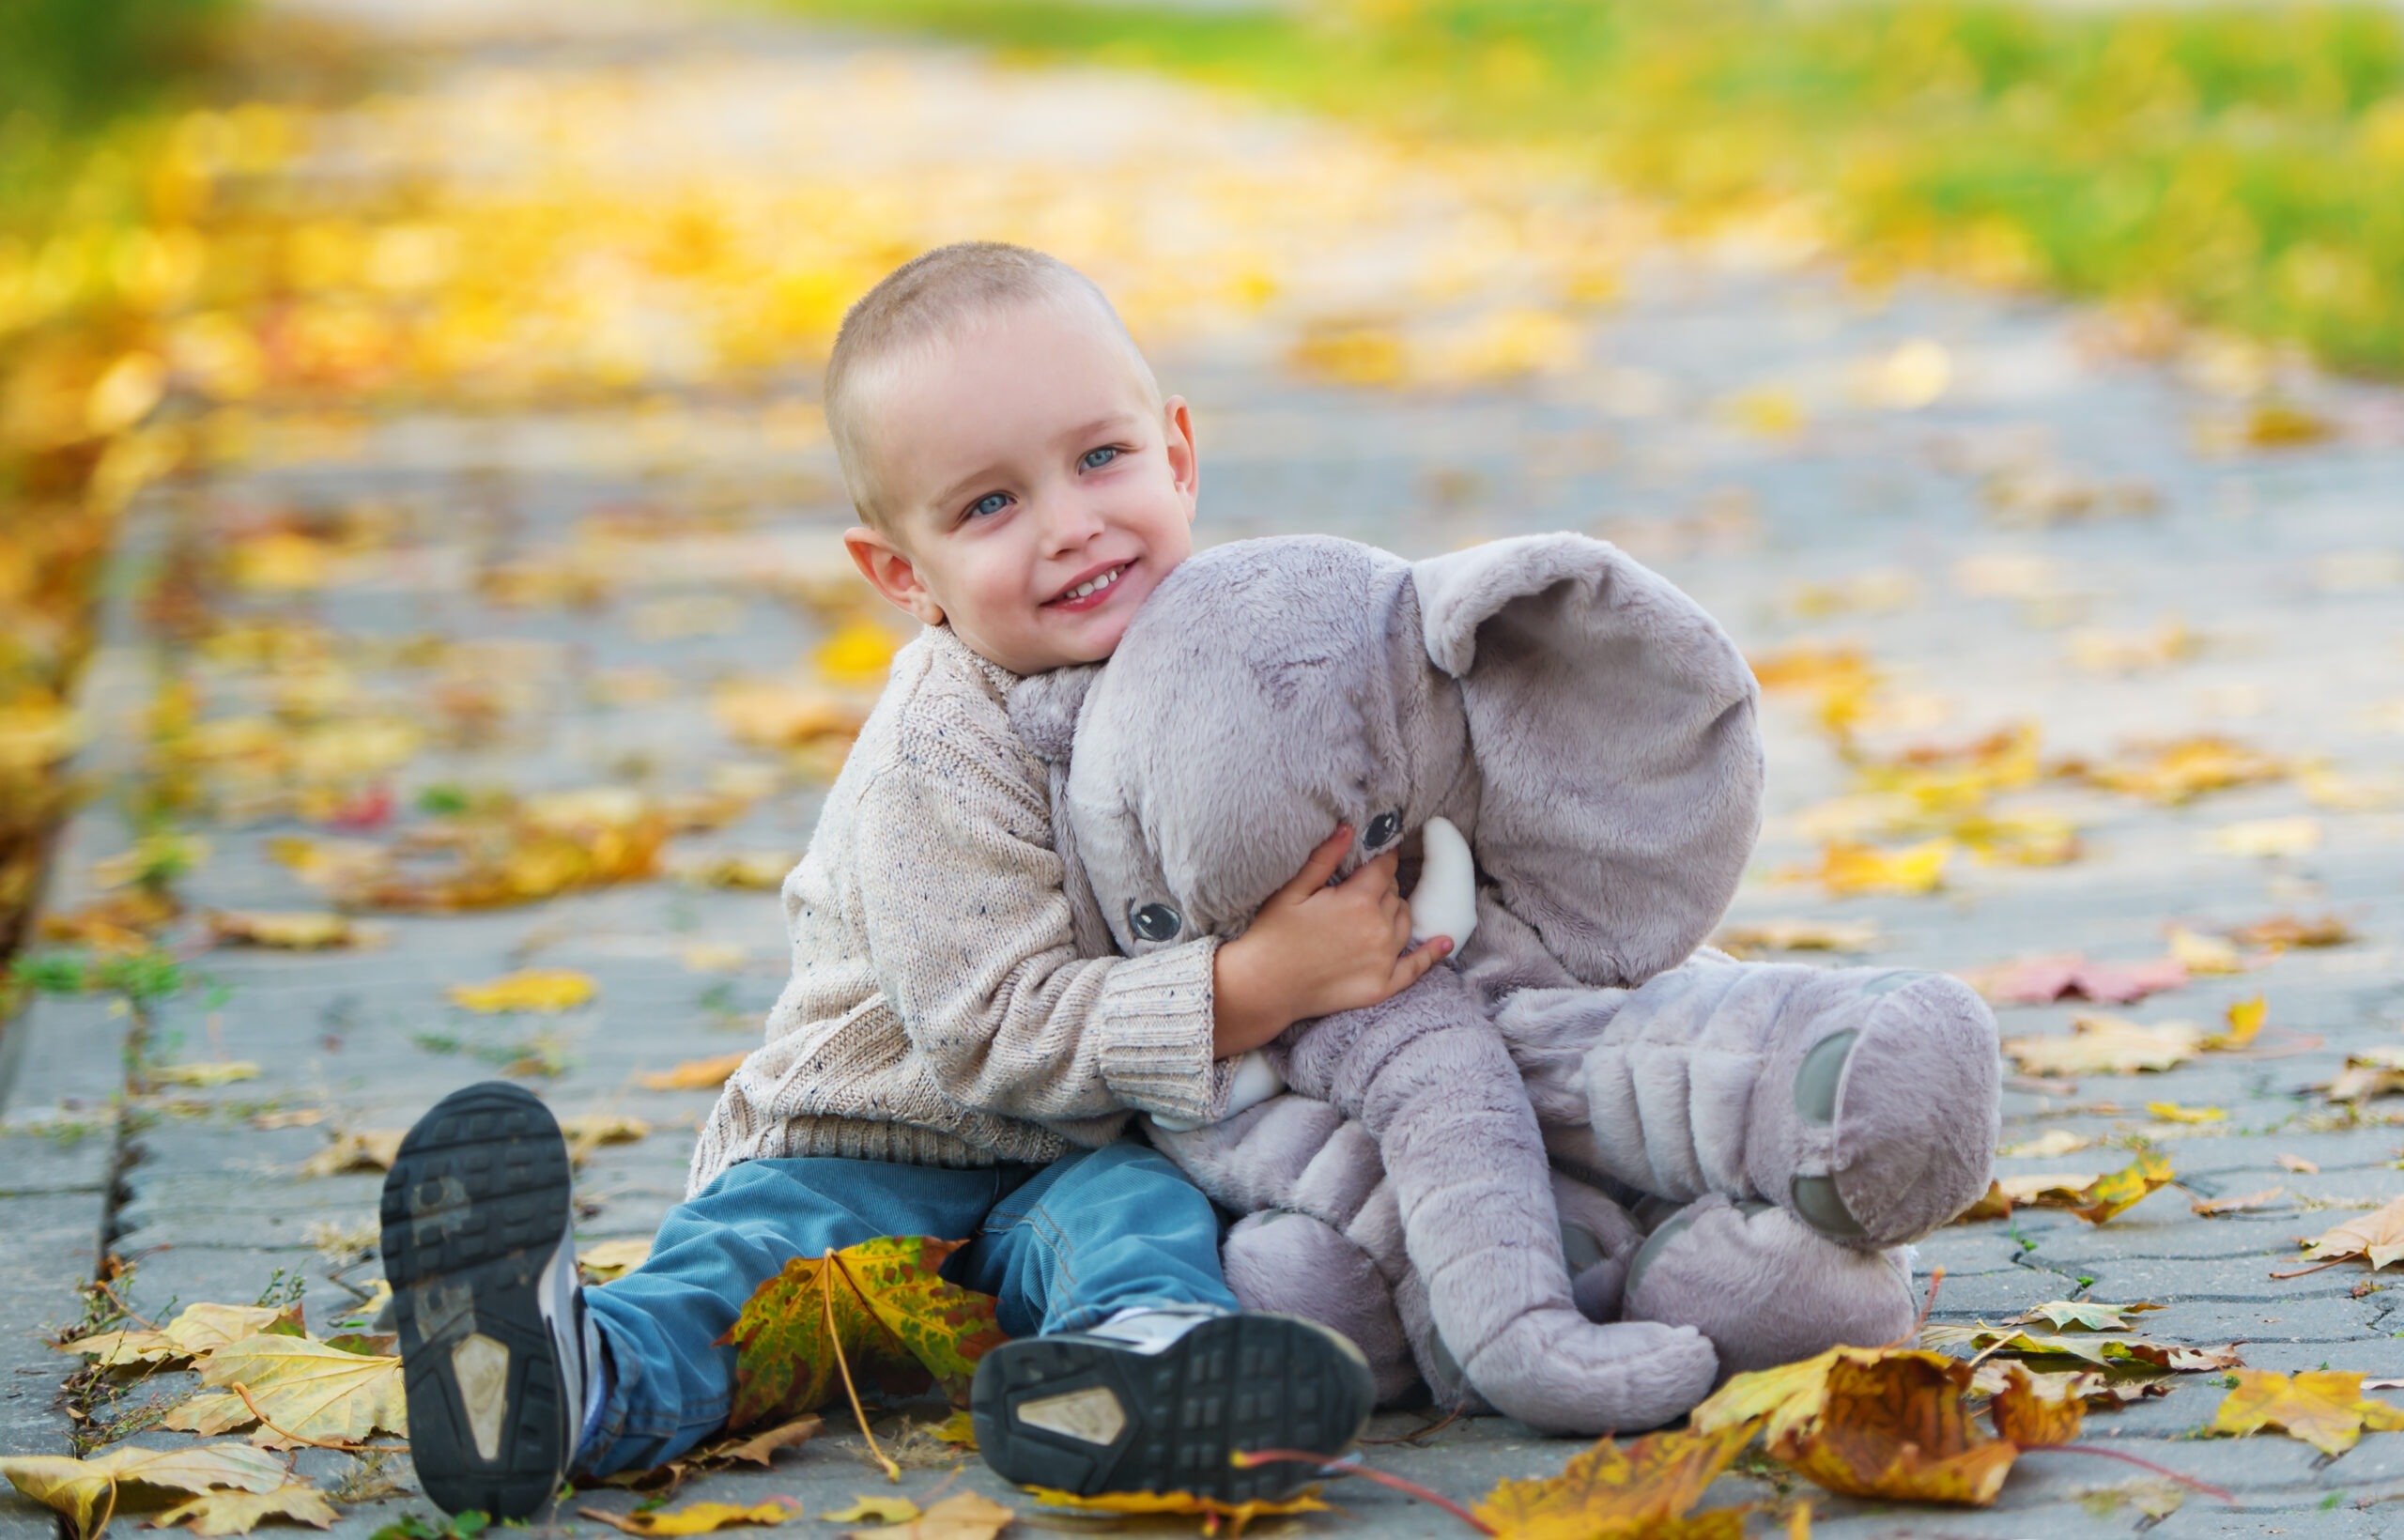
[230,1381,361,1451]
[2020,1442,2234,1502]
[1229,1450,1495,1534]
[820,1264,898,1482]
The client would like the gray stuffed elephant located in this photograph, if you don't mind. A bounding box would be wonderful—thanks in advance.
[1008,533,2000,1434]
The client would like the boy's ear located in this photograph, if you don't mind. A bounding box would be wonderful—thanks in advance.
[843,525,945,626]
[1163,395,1198,510]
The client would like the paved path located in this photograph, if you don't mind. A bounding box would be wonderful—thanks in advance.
[4,2,2403,1536]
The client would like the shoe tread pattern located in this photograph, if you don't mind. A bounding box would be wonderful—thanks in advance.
[378,1082,573,1519]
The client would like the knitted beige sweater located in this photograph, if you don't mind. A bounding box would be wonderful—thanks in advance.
[686,624,1225,1194]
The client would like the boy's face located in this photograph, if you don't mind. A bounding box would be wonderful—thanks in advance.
[841,300,1198,676]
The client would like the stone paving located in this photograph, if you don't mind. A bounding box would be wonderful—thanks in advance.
[5,2,2404,1536]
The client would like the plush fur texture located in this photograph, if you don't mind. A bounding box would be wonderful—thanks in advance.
[1009,533,2000,1431]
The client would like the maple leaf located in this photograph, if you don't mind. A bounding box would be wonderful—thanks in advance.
[2275,1195,2404,1277]
[2066,735,2287,806]
[2207,1370,2404,1455]
[835,1492,1013,1540]
[148,1483,338,1536]
[1919,1323,2236,1374]
[63,1301,304,1368]
[1983,1152,2176,1224]
[2012,1300,2161,1332]
[1769,1353,2017,1506]
[2000,1014,2199,1076]
[2192,1185,2282,1216]
[2204,993,2268,1049]
[639,1052,749,1091]
[1783,839,1952,897]
[180,1333,407,1448]
[1988,1363,2084,1447]
[446,968,596,1013]
[717,1237,1006,1431]
[1959,953,2186,1007]
[2323,1047,2404,1103]
[203,911,363,950]
[578,1500,799,1535]
[0,1444,285,1540]
[2230,913,2354,951]
[1472,1424,1750,1538]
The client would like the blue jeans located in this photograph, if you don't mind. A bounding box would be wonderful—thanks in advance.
[577,1140,1237,1475]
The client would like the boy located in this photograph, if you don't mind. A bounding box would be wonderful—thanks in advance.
[378,243,1453,1517]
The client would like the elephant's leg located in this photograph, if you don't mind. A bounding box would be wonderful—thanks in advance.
[1223,1210,1419,1407]
[1580,960,1999,1250]
[1283,970,1717,1435]
[1147,1093,1387,1230]
[1618,1195,1918,1378]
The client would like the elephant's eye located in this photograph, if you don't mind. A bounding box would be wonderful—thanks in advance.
[1129,901,1183,942]
[1365,811,1403,848]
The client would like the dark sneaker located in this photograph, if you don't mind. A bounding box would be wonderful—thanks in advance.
[379,1081,589,1519]
[971,1306,1374,1502]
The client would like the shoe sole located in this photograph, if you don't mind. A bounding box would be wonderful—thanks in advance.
[378,1082,575,1520]
[971,1314,1375,1502]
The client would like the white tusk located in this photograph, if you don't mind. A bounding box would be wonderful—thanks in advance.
[1409,815,1479,950]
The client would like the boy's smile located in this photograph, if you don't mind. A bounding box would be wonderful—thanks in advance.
[841,298,1198,675]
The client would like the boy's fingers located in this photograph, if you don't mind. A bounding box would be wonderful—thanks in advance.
[1281,825,1353,899]
[1390,937,1450,990]
[1339,847,1402,894]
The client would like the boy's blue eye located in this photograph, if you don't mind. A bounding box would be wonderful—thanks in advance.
[1080,446,1120,470]
[967,492,1009,518]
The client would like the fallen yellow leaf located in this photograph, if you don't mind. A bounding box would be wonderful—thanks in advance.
[815,621,902,685]
[204,911,362,950]
[1989,1363,2084,1448]
[2001,1014,2201,1076]
[1785,839,1953,897]
[2193,1185,2281,1216]
[1769,1353,2016,1506]
[1997,1130,2091,1159]
[1710,918,1880,956]
[62,1301,302,1368]
[638,1052,748,1090]
[578,1239,655,1284]
[2207,1370,2404,1455]
[1472,1424,1749,1538]
[2165,926,2247,976]
[711,683,868,749]
[298,1131,404,1178]
[149,1483,338,1536]
[2144,1101,2225,1124]
[0,1444,285,1540]
[177,1333,407,1448]
[150,1062,262,1088]
[447,968,596,1013]
[579,1500,799,1535]
[2277,1195,2404,1276]
[839,1492,1013,1540]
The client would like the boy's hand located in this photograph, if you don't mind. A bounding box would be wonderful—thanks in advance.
[1210,825,1452,1057]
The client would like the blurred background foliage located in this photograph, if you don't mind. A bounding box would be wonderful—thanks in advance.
[788,0,2404,376]
[0,0,235,959]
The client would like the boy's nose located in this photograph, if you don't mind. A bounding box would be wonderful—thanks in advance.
[1038,494,1108,554]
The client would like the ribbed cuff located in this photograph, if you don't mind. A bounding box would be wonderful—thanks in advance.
[1095,938,1223,1124]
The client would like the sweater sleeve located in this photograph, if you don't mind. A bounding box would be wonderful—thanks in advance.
[852,720,1225,1128]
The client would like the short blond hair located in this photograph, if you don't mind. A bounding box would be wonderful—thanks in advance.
[824,242,1159,528]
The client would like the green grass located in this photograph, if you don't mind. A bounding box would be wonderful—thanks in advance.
[774,0,2404,375]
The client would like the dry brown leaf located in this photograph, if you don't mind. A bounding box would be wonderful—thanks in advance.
[151,1062,262,1088]
[2325,1047,2404,1103]
[1920,1322,2236,1374]
[1988,1363,2084,1446]
[2193,1186,2282,1216]
[673,852,797,891]
[148,1483,338,1535]
[2001,1014,2200,1076]
[711,682,868,749]
[2230,914,2355,951]
[639,1053,748,1091]
[1770,1353,2017,1506]
[2207,1370,2404,1455]
[0,1444,286,1540]
[711,1416,822,1467]
[2067,735,2287,806]
[579,1500,799,1535]
[447,968,596,1013]
[562,1114,650,1164]
[1028,1485,1327,1534]
[1472,1424,1750,1538]
[2276,1195,2404,1276]
[2279,1153,2320,1174]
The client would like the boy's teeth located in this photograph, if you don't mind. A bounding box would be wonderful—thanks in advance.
[1065,566,1122,600]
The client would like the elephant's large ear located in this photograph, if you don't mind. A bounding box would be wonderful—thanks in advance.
[1412,533,1762,986]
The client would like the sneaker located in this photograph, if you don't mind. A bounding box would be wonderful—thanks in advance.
[379,1081,588,1519]
[971,1306,1374,1502]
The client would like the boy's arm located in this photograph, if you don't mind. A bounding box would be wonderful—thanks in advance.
[853,728,1223,1129]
